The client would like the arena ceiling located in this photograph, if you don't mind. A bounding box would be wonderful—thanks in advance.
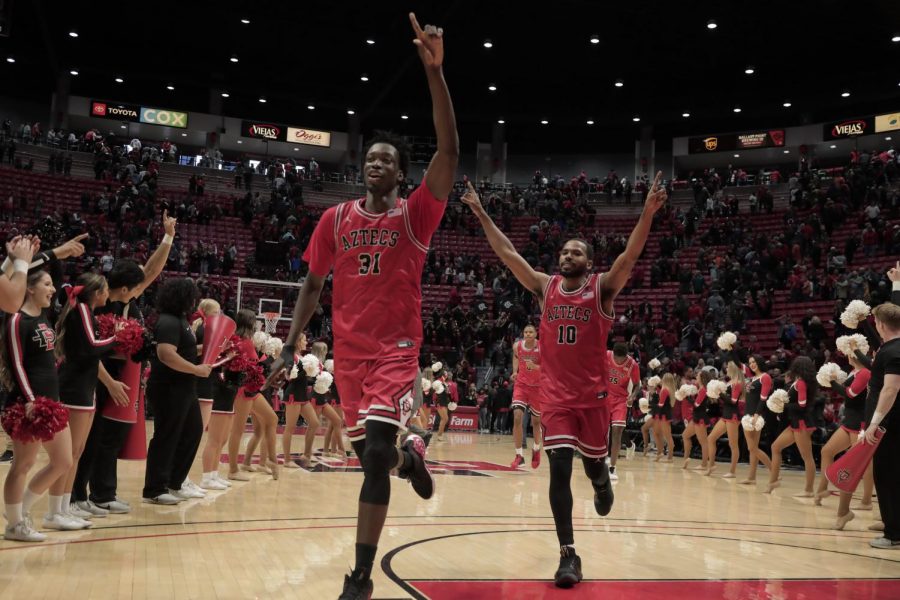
[2,0,899,153]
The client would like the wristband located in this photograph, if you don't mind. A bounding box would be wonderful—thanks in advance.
[13,259,29,274]
[871,411,885,426]
[893,281,900,292]
[162,234,174,245]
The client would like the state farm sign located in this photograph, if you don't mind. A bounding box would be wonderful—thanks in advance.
[426,406,478,431]
[824,117,874,140]
[287,127,331,147]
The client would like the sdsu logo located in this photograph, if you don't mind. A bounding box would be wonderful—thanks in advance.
[704,137,718,151]
[837,468,850,483]
[32,323,56,351]
[92,102,107,116]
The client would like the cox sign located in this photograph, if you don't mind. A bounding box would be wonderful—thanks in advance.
[140,108,188,128]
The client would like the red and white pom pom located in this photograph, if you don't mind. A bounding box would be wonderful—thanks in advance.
[638,397,650,414]
[314,371,334,394]
[264,336,283,358]
[816,362,848,388]
[431,362,443,373]
[647,375,661,388]
[432,380,446,395]
[448,401,458,411]
[300,354,321,377]
[836,334,869,357]
[840,300,871,329]
[252,330,270,352]
[288,363,300,381]
[706,379,727,399]
[324,359,334,374]
[767,389,788,413]
[1,397,70,443]
[421,378,433,393]
[648,358,661,370]
[717,331,737,351]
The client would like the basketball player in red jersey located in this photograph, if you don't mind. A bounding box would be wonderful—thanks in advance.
[607,343,640,480]
[264,14,457,600]
[463,172,667,589]
[511,324,543,468]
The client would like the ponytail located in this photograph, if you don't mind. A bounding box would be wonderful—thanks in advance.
[55,273,108,360]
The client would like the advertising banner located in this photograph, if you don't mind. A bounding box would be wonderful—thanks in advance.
[824,117,874,139]
[240,120,287,141]
[286,127,331,147]
[91,100,188,128]
[875,112,900,134]
[688,130,785,153]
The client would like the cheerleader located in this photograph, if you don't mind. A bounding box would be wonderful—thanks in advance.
[241,347,280,473]
[678,370,697,469]
[1,271,78,540]
[226,310,278,480]
[641,377,660,457]
[434,369,452,443]
[706,362,744,478]
[815,349,873,527]
[689,369,715,471]
[766,357,819,495]
[197,366,239,490]
[653,373,678,462]
[54,275,128,522]
[740,355,774,484]
[310,342,345,458]
[191,299,221,432]
[281,333,320,468]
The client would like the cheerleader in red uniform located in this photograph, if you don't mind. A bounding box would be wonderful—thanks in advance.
[689,369,714,471]
[54,275,129,522]
[226,311,279,480]
[1,271,78,540]
[191,299,221,432]
[706,362,744,478]
[678,369,698,469]
[740,355,774,484]
[312,342,345,458]
[653,373,678,462]
[766,357,818,495]
[281,334,320,468]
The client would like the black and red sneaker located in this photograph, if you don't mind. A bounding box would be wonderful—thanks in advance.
[554,546,583,588]
[338,569,373,600]
[398,434,435,500]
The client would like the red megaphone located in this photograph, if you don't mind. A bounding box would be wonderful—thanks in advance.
[101,359,141,424]
[201,314,237,365]
[826,427,885,493]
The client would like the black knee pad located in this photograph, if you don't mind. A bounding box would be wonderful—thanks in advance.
[548,448,575,486]
[582,456,609,487]
[361,438,395,477]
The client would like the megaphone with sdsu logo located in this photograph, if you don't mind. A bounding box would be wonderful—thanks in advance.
[825,427,885,493]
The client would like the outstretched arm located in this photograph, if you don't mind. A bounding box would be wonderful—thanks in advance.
[461,182,549,297]
[133,211,177,297]
[410,13,459,200]
[265,273,326,388]
[888,261,900,306]
[600,171,668,315]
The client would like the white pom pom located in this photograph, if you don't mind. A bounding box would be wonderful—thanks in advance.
[648,358,661,370]
[432,362,443,373]
[836,334,869,357]
[421,378,432,393]
[840,300,871,329]
[817,363,850,388]
[752,414,765,431]
[289,364,299,380]
[741,415,754,431]
[252,330,270,351]
[706,380,727,399]
[648,376,661,388]
[324,359,334,373]
[675,388,685,401]
[301,354,320,377]
[686,385,698,396]
[766,389,788,413]
[432,380,446,395]
[448,401,458,411]
[638,397,650,413]
[677,384,695,400]
[264,337,283,358]
[643,414,652,423]
[314,371,333,394]
[717,331,737,351]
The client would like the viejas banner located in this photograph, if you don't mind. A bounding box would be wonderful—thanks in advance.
[824,117,874,139]
[241,120,286,141]
[688,130,785,154]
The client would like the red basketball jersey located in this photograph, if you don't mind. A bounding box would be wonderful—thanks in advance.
[516,339,541,387]
[539,273,614,409]
[606,350,639,400]
[303,184,445,359]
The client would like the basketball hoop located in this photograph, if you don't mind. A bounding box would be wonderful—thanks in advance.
[262,312,280,334]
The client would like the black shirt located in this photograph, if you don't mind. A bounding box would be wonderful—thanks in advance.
[149,313,198,387]
[865,338,900,429]
[58,303,117,404]
[5,311,59,402]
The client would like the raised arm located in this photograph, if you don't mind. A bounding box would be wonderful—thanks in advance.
[410,13,458,199]
[0,236,37,313]
[461,182,549,297]
[132,211,177,297]
[600,171,668,315]
[888,261,900,306]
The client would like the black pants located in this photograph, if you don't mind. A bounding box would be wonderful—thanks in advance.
[873,425,900,541]
[72,410,132,503]
[142,382,201,498]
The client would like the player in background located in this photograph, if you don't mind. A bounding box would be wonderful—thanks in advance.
[606,343,640,480]
[463,172,667,588]
[510,324,543,468]
[264,14,458,600]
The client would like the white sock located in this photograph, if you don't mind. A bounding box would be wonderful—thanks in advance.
[515,448,524,457]
[62,493,72,510]
[6,503,23,525]
[22,488,41,514]
[48,495,63,515]
[533,444,541,451]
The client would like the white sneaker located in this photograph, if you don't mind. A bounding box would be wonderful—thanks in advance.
[213,473,233,487]
[61,511,92,529]
[182,480,207,497]
[4,520,47,542]
[199,477,227,491]
[169,486,205,500]
[73,500,109,517]
[609,467,619,482]
[68,503,95,519]
[43,512,86,531]
[95,499,131,514]
[142,493,181,505]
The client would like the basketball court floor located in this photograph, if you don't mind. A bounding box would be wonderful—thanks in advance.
[0,429,897,599]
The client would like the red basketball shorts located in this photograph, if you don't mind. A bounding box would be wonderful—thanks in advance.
[609,394,628,426]
[542,397,610,459]
[512,383,542,416]
[334,354,418,441]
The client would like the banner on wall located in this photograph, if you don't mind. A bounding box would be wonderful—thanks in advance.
[286,127,331,147]
[90,100,188,128]
[875,112,900,134]
[824,117,874,139]
[241,120,286,141]
[688,130,785,154]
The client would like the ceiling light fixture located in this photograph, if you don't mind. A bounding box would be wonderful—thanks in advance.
[497,119,505,124]
[240,18,250,24]
[892,35,900,42]
[783,150,790,154]
[230,55,239,63]
[830,144,837,149]
[586,120,594,125]
[237,140,243,144]
[707,20,718,30]
[841,90,850,97]
[360,74,369,82]
[347,109,355,115]
[5,57,14,63]
[632,116,641,122]
[744,66,755,74]
[69,69,79,76]
[68,31,79,38]
[258,97,266,103]
[115,77,124,83]
[167,84,175,90]
[682,112,690,118]
[589,34,600,44]
[181,133,187,137]
[488,84,497,91]
[401,114,409,120]
[734,154,740,158]
[540,120,549,125]
[307,104,315,110]
[221,92,230,98]
[614,79,624,88]
[366,38,375,45]
[733,107,742,113]
[783,101,792,107]
[483,39,493,48]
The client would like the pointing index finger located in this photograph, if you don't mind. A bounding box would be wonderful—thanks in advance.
[651,171,662,192]
[409,12,424,35]
[73,233,89,242]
